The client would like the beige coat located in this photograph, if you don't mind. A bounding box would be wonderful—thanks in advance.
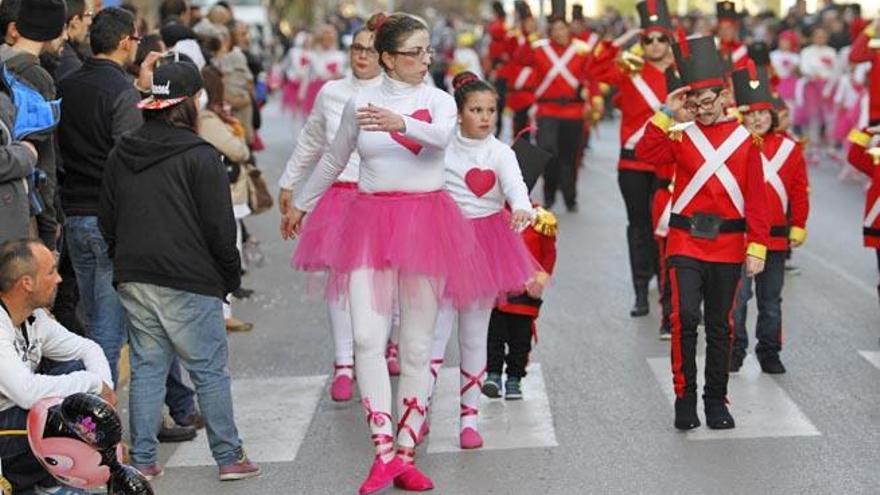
[198,109,250,208]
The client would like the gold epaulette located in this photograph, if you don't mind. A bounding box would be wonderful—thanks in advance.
[617,50,644,74]
[532,207,558,237]
[750,132,764,147]
[849,129,872,148]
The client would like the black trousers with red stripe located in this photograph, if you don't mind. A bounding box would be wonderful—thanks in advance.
[668,255,742,400]
[619,169,660,294]
[657,238,672,332]
[536,116,583,208]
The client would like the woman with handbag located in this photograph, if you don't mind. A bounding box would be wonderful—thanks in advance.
[198,64,254,333]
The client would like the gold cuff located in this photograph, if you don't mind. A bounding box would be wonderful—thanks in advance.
[789,226,807,244]
[651,111,674,133]
[746,242,767,261]
[865,25,877,38]
[849,129,872,148]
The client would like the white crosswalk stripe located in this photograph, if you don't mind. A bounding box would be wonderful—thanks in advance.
[165,375,327,467]
[858,350,880,370]
[647,357,821,440]
[427,363,558,453]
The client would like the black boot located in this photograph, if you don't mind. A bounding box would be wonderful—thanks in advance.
[758,354,786,374]
[630,285,649,317]
[704,397,735,430]
[729,352,745,373]
[674,396,700,431]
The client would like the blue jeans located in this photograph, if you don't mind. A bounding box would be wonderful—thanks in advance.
[732,250,787,361]
[118,282,242,467]
[64,216,128,385]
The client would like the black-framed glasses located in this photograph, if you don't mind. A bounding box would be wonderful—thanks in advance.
[389,47,435,59]
[350,43,378,56]
[684,92,721,112]
[641,34,669,45]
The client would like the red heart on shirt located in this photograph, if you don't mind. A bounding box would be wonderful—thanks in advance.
[465,168,497,197]
[820,56,834,66]
[390,109,432,155]
[327,62,339,75]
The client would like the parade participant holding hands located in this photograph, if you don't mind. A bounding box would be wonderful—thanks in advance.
[730,63,809,375]
[285,13,497,494]
[591,0,675,318]
[636,35,770,432]
[425,71,537,450]
[278,16,384,404]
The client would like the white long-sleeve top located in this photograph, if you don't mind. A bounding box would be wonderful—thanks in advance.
[278,73,383,191]
[799,45,837,80]
[444,129,533,219]
[295,75,458,211]
[308,48,346,81]
[0,306,112,412]
[769,50,800,79]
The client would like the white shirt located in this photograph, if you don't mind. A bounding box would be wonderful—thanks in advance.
[769,50,800,79]
[309,48,347,81]
[444,129,533,219]
[799,45,838,80]
[0,306,112,412]
[295,75,458,211]
[279,73,383,191]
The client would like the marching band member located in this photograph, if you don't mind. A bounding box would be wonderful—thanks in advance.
[636,35,770,431]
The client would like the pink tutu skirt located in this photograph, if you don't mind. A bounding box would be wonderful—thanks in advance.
[303,79,329,115]
[282,80,301,113]
[292,182,358,270]
[293,190,499,313]
[777,76,797,102]
[470,210,539,296]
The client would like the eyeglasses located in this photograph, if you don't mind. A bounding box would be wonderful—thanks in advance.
[641,34,669,45]
[684,92,721,112]
[350,43,377,56]
[389,47,435,59]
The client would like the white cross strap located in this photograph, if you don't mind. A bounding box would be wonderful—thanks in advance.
[761,138,796,211]
[672,125,751,217]
[631,74,662,110]
[514,66,532,90]
[655,198,672,236]
[624,121,650,150]
[584,32,599,51]
[865,197,880,228]
[732,44,748,63]
[535,43,580,98]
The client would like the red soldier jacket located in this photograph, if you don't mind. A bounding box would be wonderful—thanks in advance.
[516,38,594,120]
[636,113,770,263]
[758,131,810,252]
[849,27,880,124]
[719,39,752,72]
[499,29,538,112]
[592,41,670,173]
[487,17,509,67]
[847,129,880,248]
[497,207,558,318]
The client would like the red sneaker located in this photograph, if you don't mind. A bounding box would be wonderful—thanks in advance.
[218,454,261,481]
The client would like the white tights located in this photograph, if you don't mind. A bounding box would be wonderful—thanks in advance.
[328,300,354,376]
[428,304,491,432]
[349,268,438,457]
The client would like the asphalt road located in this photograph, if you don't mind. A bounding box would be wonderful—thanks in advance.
[147,99,880,495]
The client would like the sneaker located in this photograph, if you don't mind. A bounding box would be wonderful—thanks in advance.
[225,317,254,333]
[482,373,502,398]
[179,411,205,430]
[219,453,261,482]
[231,287,254,299]
[504,377,523,400]
[132,463,164,481]
[659,326,671,341]
[157,422,197,443]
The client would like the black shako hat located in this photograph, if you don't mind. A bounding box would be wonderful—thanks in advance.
[138,61,203,110]
[716,1,739,23]
[672,35,725,90]
[637,0,673,33]
[747,41,771,67]
[665,66,685,94]
[732,62,773,111]
[17,0,66,42]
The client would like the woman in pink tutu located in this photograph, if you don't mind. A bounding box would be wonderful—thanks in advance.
[770,30,800,110]
[797,26,839,161]
[277,15,385,404]
[425,71,537,451]
[302,24,346,116]
[283,13,497,494]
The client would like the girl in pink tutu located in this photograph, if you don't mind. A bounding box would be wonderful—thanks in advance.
[302,24,346,116]
[797,26,839,161]
[284,13,497,494]
[280,31,311,115]
[277,15,385,403]
[770,30,800,110]
[425,71,537,450]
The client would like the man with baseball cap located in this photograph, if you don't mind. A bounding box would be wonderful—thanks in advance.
[0,0,67,253]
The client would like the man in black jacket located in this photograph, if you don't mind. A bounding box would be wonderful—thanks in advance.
[98,61,260,483]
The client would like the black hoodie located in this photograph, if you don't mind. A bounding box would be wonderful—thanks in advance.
[98,119,241,299]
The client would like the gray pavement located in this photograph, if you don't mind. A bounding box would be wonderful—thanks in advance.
[147,100,880,495]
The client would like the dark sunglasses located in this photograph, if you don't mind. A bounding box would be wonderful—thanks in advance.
[641,34,669,45]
